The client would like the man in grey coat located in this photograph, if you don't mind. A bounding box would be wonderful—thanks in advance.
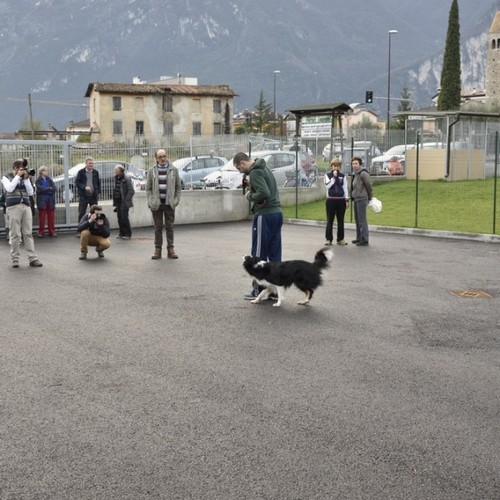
[146,149,181,259]
[350,156,372,247]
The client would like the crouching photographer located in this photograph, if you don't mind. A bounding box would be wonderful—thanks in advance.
[78,204,111,260]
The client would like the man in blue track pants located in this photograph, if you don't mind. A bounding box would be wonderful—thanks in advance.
[233,152,283,300]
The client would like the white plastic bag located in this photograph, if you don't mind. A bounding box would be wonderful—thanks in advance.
[369,197,382,213]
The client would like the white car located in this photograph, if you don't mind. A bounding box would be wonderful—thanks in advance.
[201,158,243,189]
[370,144,415,176]
[202,150,309,189]
[322,141,380,161]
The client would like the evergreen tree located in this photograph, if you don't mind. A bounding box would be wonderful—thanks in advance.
[437,0,461,111]
[393,85,413,129]
[253,90,273,133]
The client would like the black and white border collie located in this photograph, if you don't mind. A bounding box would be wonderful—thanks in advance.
[242,248,333,307]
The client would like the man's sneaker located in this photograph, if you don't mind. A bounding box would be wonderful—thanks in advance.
[337,240,348,246]
[79,252,87,260]
[122,236,131,240]
[243,289,259,300]
[324,240,332,246]
[12,260,19,268]
[29,259,43,267]
[351,239,359,244]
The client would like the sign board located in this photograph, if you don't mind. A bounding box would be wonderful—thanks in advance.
[300,116,333,138]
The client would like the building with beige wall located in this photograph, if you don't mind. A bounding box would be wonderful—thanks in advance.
[84,78,237,142]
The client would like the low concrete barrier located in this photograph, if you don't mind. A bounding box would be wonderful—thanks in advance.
[0,181,326,234]
[82,181,325,230]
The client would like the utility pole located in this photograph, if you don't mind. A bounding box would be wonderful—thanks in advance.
[28,93,35,139]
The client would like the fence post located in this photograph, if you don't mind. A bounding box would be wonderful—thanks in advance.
[415,131,420,228]
[494,131,498,234]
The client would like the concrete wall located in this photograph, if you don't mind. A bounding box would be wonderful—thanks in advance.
[122,181,326,229]
[38,180,326,231]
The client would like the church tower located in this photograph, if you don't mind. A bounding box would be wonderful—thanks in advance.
[486,11,500,103]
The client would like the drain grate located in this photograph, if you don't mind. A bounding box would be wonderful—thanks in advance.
[450,290,493,298]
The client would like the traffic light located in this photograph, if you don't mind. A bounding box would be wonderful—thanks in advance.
[365,90,373,104]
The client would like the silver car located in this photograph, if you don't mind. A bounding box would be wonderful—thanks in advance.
[202,150,310,189]
[173,155,227,189]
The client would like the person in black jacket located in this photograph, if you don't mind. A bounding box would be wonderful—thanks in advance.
[112,164,134,239]
[324,158,349,246]
[75,157,100,234]
[78,204,111,260]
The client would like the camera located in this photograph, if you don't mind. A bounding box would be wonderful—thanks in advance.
[20,159,35,176]
[96,213,106,221]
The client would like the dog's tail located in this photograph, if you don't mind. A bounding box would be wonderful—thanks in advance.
[314,247,334,269]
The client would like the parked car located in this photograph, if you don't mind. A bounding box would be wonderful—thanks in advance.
[370,144,415,175]
[201,150,311,189]
[322,141,380,162]
[201,158,242,189]
[173,155,227,189]
[52,160,145,202]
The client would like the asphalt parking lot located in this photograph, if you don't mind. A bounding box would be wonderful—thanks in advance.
[1,221,499,500]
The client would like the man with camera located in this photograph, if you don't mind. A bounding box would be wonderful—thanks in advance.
[1,159,42,268]
[77,204,111,260]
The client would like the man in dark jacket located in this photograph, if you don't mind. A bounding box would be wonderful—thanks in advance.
[112,164,134,239]
[75,157,101,234]
[77,204,111,260]
[233,152,283,299]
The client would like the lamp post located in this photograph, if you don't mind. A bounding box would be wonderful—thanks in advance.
[273,70,280,136]
[386,29,398,135]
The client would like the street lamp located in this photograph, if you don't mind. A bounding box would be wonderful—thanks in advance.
[273,70,280,136]
[386,29,398,135]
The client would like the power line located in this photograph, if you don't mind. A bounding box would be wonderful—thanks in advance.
[7,97,88,107]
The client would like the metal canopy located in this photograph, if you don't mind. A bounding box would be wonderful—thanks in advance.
[287,103,352,148]
[397,110,500,119]
[287,102,352,117]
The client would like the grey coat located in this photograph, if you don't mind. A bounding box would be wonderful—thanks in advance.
[351,169,373,201]
[146,163,181,211]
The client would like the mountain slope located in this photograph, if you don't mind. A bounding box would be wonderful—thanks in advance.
[0,0,497,132]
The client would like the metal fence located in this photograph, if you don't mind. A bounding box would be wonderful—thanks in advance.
[0,134,286,234]
[2,122,500,236]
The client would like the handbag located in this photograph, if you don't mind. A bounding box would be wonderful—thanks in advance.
[368,197,382,213]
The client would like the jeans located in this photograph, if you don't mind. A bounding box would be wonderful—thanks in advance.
[354,199,369,244]
[152,203,175,249]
